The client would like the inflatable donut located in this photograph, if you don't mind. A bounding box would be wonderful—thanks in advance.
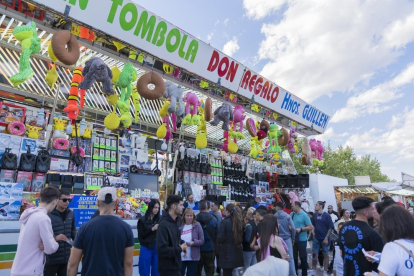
[245,118,257,137]
[260,119,270,131]
[51,30,80,66]
[204,98,212,122]
[53,138,70,150]
[136,72,166,100]
[7,122,25,136]
[70,146,85,157]
[278,128,289,146]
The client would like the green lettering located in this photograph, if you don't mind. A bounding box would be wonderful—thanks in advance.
[107,0,123,23]
[133,11,156,42]
[69,0,89,10]
[119,3,138,31]
[178,34,188,58]
[166,28,181,53]
[152,21,167,46]
[185,40,198,63]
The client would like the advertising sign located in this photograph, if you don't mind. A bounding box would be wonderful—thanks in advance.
[68,195,98,227]
[0,182,23,220]
[32,0,329,133]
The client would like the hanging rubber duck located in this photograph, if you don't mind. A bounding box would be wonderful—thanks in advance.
[45,63,58,90]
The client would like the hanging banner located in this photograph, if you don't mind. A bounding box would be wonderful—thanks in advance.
[32,0,329,133]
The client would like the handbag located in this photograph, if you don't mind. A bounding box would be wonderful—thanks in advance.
[394,241,414,259]
[330,230,339,242]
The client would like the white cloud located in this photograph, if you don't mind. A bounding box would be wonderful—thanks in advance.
[215,20,220,27]
[246,0,414,103]
[331,62,414,123]
[309,127,348,144]
[344,107,414,162]
[222,37,240,57]
[243,0,287,20]
[207,32,214,41]
[224,18,229,26]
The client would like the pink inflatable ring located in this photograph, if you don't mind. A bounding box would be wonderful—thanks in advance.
[7,121,25,136]
[246,118,257,137]
[70,146,85,157]
[53,138,69,150]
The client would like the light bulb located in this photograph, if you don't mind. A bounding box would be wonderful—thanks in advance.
[161,140,167,151]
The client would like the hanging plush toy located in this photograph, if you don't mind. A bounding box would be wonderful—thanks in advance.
[249,137,258,158]
[301,137,313,166]
[132,85,140,123]
[195,100,207,149]
[267,123,283,154]
[288,127,298,153]
[104,94,121,133]
[164,82,185,117]
[63,67,85,121]
[309,139,318,159]
[232,105,246,140]
[116,63,137,125]
[210,102,233,131]
[316,140,325,161]
[45,64,58,90]
[270,153,282,165]
[182,92,201,125]
[277,128,289,147]
[257,119,269,140]
[79,57,114,95]
[10,21,40,86]
[52,118,68,138]
[26,125,42,139]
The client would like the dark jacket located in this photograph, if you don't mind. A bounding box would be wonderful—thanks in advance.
[243,220,257,252]
[217,216,244,269]
[179,222,204,261]
[156,212,184,275]
[138,214,160,249]
[183,201,199,210]
[46,208,76,265]
[196,212,218,252]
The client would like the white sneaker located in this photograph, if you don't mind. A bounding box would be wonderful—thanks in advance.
[318,266,324,272]
[308,270,316,276]
[323,272,329,276]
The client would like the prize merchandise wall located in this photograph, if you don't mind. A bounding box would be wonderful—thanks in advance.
[0,1,330,222]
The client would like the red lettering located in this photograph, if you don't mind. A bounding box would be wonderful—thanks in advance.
[218,57,229,77]
[207,50,220,72]
[248,75,257,92]
[225,61,239,82]
[260,81,270,99]
[254,77,263,95]
[270,86,279,103]
[267,83,273,101]
[240,70,251,89]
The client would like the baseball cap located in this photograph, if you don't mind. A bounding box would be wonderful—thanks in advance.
[97,187,117,204]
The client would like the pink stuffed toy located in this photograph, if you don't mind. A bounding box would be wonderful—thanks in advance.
[288,127,298,153]
[288,191,299,205]
[182,92,202,126]
[316,140,325,161]
[309,139,318,159]
[232,105,246,132]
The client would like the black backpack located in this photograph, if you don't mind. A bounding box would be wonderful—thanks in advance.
[1,148,18,170]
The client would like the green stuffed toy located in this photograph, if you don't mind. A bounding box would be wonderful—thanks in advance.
[10,21,41,86]
[267,123,282,154]
[116,63,137,128]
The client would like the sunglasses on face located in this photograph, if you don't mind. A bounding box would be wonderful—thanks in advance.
[60,198,72,203]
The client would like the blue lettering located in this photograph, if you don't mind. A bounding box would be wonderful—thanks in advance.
[406,259,413,269]
[281,93,291,110]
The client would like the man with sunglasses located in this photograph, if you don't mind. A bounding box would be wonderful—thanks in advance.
[44,190,76,276]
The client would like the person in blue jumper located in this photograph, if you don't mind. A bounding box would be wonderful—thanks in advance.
[184,193,199,211]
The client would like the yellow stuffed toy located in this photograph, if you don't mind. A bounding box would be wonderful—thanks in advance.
[104,95,120,132]
[132,85,140,123]
[195,100,208,149]
[26,125,42,139]
[45,64,58,90]
[53,118,67,131]
[83,128,92,139]
[156,123,167,139]
[159,101,170,118]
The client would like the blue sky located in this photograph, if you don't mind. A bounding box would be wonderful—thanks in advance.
[134,0,414,182]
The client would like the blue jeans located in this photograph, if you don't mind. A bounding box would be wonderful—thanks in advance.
[312,237,329,254]
[242,251,257,271]
[284,238,297,276]
[181,260,199,276]
[139,243,160,276]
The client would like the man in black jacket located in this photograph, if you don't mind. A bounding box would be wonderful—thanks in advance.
[156,195,187,276]
[196,200,218,276]
[44,190,76,276]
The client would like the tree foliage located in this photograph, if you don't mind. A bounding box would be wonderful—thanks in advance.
[287,141,393,184]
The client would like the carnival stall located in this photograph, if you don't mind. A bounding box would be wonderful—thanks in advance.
[0,0,330,274]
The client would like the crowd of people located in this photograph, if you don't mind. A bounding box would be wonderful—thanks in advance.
[9,187,414,276]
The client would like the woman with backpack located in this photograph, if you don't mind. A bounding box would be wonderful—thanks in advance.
[243,207,257,271]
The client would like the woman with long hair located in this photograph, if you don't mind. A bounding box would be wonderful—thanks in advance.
[138,199,161,276]
[243,207,257,271]
[366,205,414,276]
[180,208,204,276]
[218,203,244,276]
[258,214,289,262]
